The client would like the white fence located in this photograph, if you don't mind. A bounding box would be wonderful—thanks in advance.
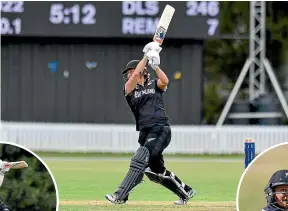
[1,122,288,154]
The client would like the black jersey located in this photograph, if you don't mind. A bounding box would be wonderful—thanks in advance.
[124,78,169,131]
[262,204,287,211]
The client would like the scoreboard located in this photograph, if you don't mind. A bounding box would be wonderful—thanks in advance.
[1,1,220,39]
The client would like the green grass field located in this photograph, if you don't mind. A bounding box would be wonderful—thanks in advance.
[41,154,244,211]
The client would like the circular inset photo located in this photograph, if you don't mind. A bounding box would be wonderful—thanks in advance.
[237,142,288,211]
[0,142,59,211]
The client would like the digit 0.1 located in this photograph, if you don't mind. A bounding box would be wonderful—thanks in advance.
[1,17,21,35]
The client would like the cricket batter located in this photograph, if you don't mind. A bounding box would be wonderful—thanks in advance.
[262,169,288,211]
[105,42,196,205]
[0,160,11,211]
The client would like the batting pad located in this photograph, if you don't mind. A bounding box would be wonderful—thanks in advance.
[145,168,189,199]
[115,146,149,199]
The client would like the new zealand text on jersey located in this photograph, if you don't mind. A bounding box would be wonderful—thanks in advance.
[134,88,155,98]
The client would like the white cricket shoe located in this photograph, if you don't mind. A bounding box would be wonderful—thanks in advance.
[174,188,196,205]
[105,194,127,204]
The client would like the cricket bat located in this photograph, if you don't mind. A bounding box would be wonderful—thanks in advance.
[153,5,175,46]
[7,161,28,169]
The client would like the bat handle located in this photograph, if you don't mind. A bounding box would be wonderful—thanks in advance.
[153,38,163,46]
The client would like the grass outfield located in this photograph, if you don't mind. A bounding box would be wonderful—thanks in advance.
[42,154,244,211]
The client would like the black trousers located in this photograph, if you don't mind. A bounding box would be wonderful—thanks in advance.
[138,125,171,174]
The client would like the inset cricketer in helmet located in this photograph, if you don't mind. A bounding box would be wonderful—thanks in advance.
[262,169,288,211]
[122,60,150,85]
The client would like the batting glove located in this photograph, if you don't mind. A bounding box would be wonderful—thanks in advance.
[145,50,160,70]
[148,62,159,70]
[0,160,11,175]
[143,41,162,54]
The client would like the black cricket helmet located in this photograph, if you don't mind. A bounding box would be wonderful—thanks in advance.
[264,169,288,209]
[122,60,150,83]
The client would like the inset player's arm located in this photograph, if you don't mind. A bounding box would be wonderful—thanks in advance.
[0,173,4,187]
[155,67,169,91]
[0,160,11,187]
